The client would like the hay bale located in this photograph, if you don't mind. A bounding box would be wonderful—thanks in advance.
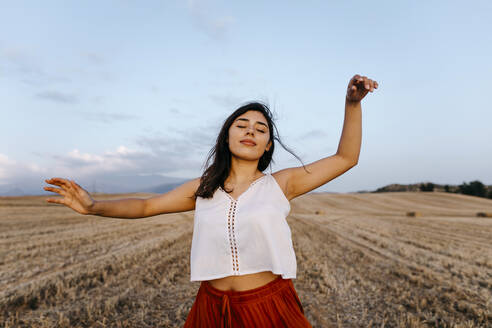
[314,210,326,215]
[476,212,492,218]
[406,211,422,217]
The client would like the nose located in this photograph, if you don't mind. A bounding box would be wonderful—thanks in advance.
[246,125,255,135]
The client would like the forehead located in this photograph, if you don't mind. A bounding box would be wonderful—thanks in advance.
[235,111,268,125]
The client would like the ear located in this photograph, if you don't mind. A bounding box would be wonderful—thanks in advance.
[266,140,272,151]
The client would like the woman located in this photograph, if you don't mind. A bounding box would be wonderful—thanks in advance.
[44,74,378,327]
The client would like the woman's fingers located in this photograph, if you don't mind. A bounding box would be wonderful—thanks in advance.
[46,178,74,192]
[360,76,369,90]
[45,178,62,188]
[354,77,367,90]
[348,75,360,90]
[354,77,369,91]
[44,178,93,213]
[44,186,66,196]
[361,77,377,92]
[347,74,379,102]
[46,197,65,205]
[70,180,82,190]
[369,79,377,91]
[46,177,70,187]
[350,74,379,92]
[44,177,77,205]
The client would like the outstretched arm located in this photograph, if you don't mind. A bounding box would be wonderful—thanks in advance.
[280,74,379,200]
[44,177,200,219]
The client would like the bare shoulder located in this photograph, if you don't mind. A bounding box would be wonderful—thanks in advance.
[271,169,293,201]
[187,177,202,192]
[168,176,201,197]
[144,177,201,216]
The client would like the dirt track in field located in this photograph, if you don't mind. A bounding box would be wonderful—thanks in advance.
[1,191,492,327]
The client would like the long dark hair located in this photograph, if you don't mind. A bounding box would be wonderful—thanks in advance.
[194,101,307,199]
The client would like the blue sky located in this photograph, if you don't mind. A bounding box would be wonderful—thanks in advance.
[1,0,491,195]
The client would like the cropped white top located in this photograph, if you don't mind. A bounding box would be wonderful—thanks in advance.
[190,173,296,282]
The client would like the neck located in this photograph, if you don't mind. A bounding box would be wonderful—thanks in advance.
[228,158,263,184]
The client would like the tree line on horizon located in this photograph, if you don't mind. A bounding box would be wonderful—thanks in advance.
[374,180,492,200]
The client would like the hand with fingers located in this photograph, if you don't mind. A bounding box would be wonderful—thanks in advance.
[44,178,95,215]
[346,74,379,104]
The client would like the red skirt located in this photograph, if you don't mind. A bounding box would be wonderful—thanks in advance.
[183,275,312,328]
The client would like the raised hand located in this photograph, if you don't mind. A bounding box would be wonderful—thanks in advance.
[44,178,95,215]
[346,74,378,103]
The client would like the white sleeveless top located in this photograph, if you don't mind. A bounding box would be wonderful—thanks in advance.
[190,173,296,282]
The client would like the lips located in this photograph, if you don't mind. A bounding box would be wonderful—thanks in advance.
[240,140,256,146]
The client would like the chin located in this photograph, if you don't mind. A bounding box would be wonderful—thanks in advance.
[232,151,261,161]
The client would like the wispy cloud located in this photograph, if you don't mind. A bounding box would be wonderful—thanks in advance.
[186,0,235,41]
[35,90,78,104]
[51,147,151,173]
[210,93,247,108]
[80,111,139,123]
[297,129,328,140]
[83,52,106,65]
[1,45,71,86]
[150,85,160,94]
[136,130,215,157]
[33,89,140,122]
[207,67,247,87]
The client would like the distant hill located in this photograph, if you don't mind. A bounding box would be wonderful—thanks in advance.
[139,182,184,194]
[0,174,188,196]
[0,187,25,197]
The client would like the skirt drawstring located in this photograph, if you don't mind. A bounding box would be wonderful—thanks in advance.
[221,294,231,328]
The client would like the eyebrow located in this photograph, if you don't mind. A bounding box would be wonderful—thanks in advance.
[235,118,268,128]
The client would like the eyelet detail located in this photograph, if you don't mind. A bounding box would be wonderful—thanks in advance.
[227,200,239,273]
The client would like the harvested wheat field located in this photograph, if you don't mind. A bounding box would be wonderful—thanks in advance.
[1,191,492,327]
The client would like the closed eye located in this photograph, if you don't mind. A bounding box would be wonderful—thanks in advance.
[237,125,266,133]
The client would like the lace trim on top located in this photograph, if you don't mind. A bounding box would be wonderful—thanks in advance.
[218,174,269,202]
[219,173,269,274]
[227,199,239,273]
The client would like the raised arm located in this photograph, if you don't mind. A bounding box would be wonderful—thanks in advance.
[44,177,201,219]
[280,74,378,201]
